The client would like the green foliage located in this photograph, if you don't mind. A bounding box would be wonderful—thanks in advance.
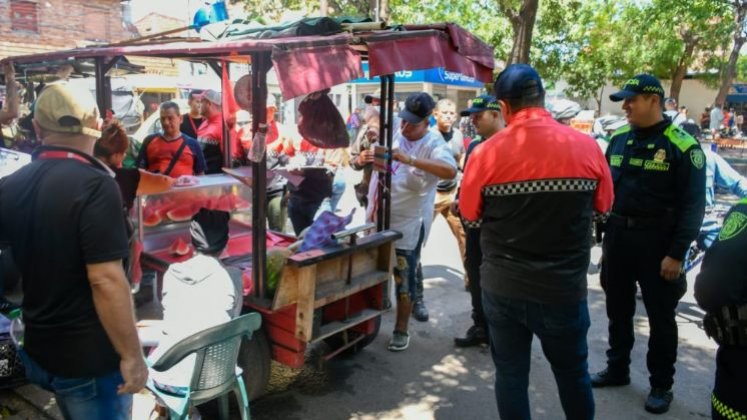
[229,0,739,105]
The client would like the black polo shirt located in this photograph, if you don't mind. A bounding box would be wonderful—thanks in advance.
[0,145,129,378]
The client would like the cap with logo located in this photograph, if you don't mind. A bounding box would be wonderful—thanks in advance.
[460,94,500,116]
[609,74,665,102]
[200,89,222,106]
[399,92,436,124]
[493,64,545,101]
[34,82,101,138]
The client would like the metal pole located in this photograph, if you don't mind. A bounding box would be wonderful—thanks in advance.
[222,63,231,168]
[384,74,395,230]
[251,52,270,298]
[94,57,112,116]
[376,76,388,232]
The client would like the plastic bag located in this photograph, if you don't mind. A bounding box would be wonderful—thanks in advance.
[297,89,349,149]
[298,208,355,252]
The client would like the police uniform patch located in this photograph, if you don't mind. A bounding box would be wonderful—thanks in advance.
[691,149,705,170]
[719,211,747,241]
[654,149,666,162]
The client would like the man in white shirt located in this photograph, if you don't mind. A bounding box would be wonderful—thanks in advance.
[362,92,457,351]
[664,98,686,127]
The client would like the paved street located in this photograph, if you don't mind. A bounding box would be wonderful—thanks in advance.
[4,168,717,419]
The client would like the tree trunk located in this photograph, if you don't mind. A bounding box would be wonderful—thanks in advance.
[320,0,328,16]
[670,39,698,102]
[596,86,604,114]
[378,0,389,22]
[715,1,747,106]
[498,0,539,65]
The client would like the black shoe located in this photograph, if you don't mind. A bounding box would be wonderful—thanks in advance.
[645,388,673,414]
[454,325,488,347]
[590,368,630,388]
[412,300,429,322]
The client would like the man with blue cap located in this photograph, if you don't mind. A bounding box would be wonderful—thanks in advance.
[591,74,705,414]
[460,64,613,419]
[360,92,457,352]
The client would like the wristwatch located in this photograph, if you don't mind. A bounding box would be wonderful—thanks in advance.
[408,155,416,165]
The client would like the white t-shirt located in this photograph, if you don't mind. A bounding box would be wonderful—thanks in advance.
[366,130,457,250]
[664,110,686,127]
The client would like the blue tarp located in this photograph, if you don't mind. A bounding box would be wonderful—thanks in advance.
[726,93,747,104]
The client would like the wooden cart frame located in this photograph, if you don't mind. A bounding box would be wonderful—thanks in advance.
[3,21,494,397]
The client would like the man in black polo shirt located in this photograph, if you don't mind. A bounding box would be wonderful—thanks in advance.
[0,83,147,419]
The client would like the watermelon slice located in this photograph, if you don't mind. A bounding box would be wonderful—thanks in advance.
[169,237,192,256]
[233,195,251,211]
[167,204,197,222]
[241,270,253,297]
[215,195,234,212]
[143,212,162,227]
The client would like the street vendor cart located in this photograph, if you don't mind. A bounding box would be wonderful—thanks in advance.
[3,19,494,398]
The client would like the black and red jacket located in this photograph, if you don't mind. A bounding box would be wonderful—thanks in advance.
[460,108,614,304]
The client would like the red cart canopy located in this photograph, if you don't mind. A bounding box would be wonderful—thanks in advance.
[3,23,494,100]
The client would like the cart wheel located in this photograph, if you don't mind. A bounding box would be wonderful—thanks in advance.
[324,315,381,356]
[238,327,271,400]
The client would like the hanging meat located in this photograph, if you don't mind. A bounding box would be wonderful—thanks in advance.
[297,88,349,149]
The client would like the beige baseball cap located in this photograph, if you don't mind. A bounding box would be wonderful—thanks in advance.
[34,82,101,138]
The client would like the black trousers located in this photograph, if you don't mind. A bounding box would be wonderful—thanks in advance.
[712,346,747,419]
[464,227,485,327]
[601,225,686,390]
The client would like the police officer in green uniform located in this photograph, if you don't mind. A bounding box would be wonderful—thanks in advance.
[591,74,706,414]
[695,199,747,420]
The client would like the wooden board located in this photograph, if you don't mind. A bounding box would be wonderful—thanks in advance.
[294,266,316,342]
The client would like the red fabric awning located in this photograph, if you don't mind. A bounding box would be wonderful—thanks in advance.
[367,24,494,83]
[3,24,495,98]
[272,44,363,100]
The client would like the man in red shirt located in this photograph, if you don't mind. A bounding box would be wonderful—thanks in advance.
[197,89,226,174]
[460,64,614,419]
[136,102,206,178]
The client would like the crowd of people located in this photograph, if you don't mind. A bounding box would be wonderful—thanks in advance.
[0,58,746,420]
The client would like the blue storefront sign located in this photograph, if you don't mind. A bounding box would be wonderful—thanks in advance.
[350,63,484,88]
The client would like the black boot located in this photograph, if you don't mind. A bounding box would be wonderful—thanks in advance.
[590,368,630,388]
[412,263,428,322]
[454,325,488,347]
[645,388,673,414]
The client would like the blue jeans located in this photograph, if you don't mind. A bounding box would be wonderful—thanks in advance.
[482,292,594,420]
[329,172,346,212]
[393,225,425,302]
[18,350,131,420]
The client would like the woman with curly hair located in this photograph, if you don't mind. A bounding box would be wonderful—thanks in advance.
[95,120,174,212]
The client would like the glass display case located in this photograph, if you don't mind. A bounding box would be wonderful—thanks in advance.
[134,174,253,262]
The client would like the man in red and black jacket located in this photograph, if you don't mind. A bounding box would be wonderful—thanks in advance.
[460,64,614,420]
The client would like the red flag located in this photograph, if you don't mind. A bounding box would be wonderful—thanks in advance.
[221,60,240,120]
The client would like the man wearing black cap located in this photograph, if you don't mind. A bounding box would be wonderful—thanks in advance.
[452,94,503,347]
[362,92,457,351]
[460,64,613,419]
[142,209,242,415]
[591,74,705,414]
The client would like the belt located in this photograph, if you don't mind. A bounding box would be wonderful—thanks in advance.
[704,303,747,347]
[607,213,674,230]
